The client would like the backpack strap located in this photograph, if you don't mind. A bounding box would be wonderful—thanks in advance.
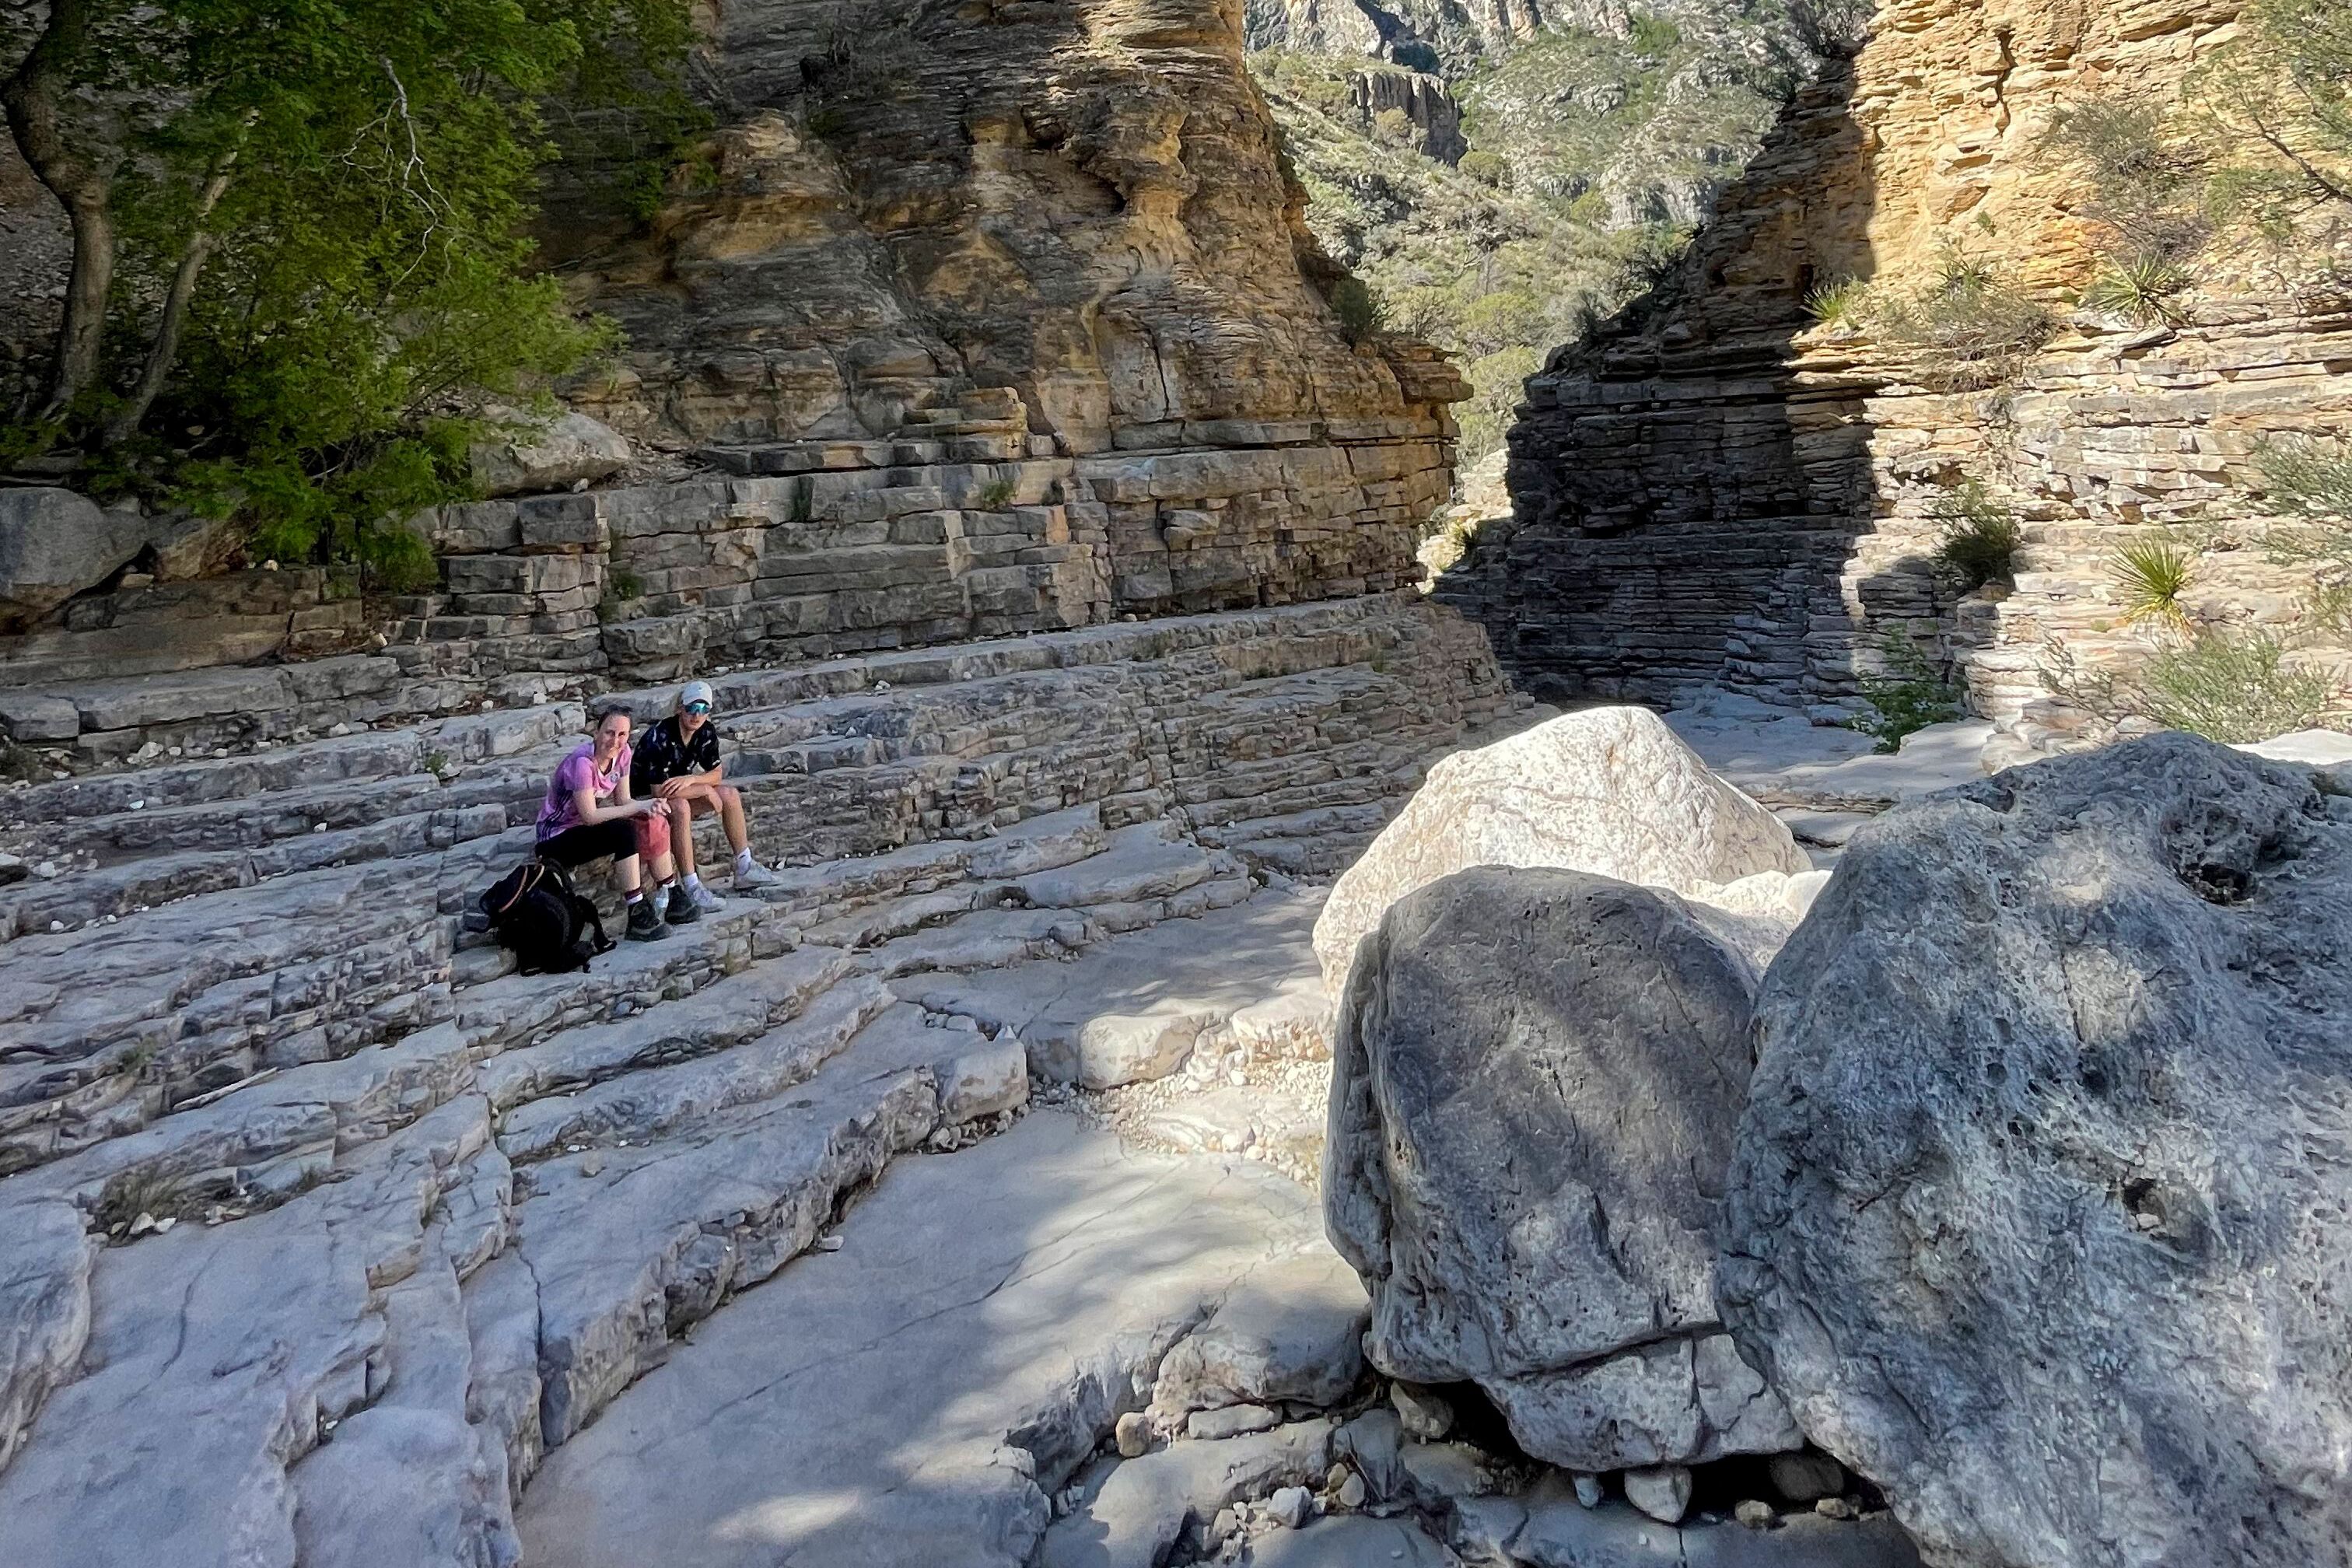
[489,861,548,919]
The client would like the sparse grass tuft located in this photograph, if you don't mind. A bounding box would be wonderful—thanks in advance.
[94,1167,193,1235]
[977,478,1017,509]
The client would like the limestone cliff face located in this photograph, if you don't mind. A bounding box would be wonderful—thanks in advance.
[551,0,1459,459]
[1445,0,2352,747]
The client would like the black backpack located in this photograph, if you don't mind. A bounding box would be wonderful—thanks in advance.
[477,859,611,975]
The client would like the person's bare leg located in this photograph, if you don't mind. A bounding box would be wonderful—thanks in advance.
[669,795,698,879]
[617,852,642,896]
[719,785,751,854]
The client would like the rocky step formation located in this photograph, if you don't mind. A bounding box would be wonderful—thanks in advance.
[0,593,1517,1173]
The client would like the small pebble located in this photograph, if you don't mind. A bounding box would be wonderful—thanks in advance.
[1114,1411,1150,1458]
[1266,1486,1313,1530]
[1735,1500,1776,1530]
[814,1235,844,1252]
[1816,1496,1860,1521]
[1573,1473,1605,1508]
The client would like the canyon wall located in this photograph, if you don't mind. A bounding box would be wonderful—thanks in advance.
[1442,0,2352,749]
[1,0,1482,755]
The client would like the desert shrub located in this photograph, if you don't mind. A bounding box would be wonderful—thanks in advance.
[1803,276,1870,330]
[977,477,1017,509]
[2138,628,2341,741]
[2189,0,2352,238]
[2112,534,2196,628]
[1876,246,2055,386]
[1628,12,1682,55]
[1372,107,1416,147]
[2257,439,2352,630]
[2035,96,2212,266]
[1459,150,1510,187]
[1930,479,2023,588]
[1851,630,1966,751]
[1459,345,1543,462]
[2260,438,2352,518]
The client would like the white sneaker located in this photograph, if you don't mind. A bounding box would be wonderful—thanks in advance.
[731,858,777,891]
[688,880,724,912]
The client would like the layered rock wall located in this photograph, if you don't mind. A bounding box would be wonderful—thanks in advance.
[1443,0,2352,740]
[1,0,1477,765]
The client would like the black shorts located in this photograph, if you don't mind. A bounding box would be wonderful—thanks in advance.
[535,818,638,868]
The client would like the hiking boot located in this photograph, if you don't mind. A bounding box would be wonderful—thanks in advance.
[730,857,777,891]
[664,885,701,926]
[687,880,724,913]
[625,897,670,943]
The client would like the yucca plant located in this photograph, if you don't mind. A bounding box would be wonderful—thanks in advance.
[1803,276,1870,331]
[2081,254,2194,325]
[2112,534,2197,627]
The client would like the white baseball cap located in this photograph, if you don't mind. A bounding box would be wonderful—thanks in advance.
[678,680,716,711]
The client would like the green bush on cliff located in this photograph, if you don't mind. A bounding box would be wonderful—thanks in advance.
[1931,479,2023,589]
[0,0,693,584]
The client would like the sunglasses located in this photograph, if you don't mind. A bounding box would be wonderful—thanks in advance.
[684,702,711,715]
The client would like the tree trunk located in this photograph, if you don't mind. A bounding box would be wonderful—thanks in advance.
[103,117,254,445]
[2,0,119,420]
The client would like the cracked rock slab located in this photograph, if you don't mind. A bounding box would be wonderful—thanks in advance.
[514,1110,1326,1568]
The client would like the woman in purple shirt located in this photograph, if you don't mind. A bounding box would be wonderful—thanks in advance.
[535,705,674,942]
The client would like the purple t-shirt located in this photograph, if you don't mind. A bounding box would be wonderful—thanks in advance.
[537,740,631,841]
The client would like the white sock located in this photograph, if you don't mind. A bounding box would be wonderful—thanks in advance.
[684,872,704,891]
[735,848,755,873]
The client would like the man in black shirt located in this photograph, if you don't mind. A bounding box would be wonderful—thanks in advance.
[631,679,775,911]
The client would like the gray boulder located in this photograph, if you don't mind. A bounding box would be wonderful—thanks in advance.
[1325,865,1799,1471]
[1721,732,2352,1568]
[470,410,632,497]
[0,488,149,628]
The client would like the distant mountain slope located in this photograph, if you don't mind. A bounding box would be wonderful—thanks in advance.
[1248,0,1858,465]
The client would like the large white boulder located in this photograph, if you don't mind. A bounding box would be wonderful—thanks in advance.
[1311,705,1807,993]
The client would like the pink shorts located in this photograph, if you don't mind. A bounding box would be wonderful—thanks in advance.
[632,807,672,866]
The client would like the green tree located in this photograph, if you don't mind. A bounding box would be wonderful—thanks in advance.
[2,0,692,583]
